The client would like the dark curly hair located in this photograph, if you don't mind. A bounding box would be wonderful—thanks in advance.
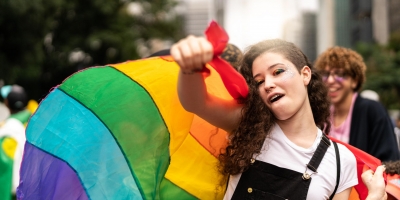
[218,39,331,176]
[314,46,366,92]
[383,160,400,175]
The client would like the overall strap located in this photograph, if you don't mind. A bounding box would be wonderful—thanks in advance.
[329,141,341,200]
[225,175,230,192]
[306,134,330,173]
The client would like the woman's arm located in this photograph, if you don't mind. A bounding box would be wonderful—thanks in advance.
[332,187,352,200]
[171,35,242,133]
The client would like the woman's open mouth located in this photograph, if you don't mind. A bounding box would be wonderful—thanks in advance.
[270,94,284,103]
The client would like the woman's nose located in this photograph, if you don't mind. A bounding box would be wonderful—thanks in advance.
[263,78,275,92]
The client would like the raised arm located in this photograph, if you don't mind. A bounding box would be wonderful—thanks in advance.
[171,35,242,133]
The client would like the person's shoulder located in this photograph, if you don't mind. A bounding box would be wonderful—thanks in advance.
[356,95,387,113]
[333,143,359,191]
[334,142,357,165]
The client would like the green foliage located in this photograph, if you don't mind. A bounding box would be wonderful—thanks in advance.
[389,30,400,52]
[356,38,400,109]
[0,0,184,100]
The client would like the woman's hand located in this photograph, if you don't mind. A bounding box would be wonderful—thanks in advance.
[171,35,214,74]
[362,165,387,200]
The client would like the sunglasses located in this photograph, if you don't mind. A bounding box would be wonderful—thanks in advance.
[320,71,348,82]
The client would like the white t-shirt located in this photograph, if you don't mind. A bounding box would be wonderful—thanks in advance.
[224,124,358,200]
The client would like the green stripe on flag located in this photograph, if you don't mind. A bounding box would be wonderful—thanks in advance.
[59,66,169,200]
[160,178,197,200]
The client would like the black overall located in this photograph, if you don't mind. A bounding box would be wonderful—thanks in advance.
[231,135,340,200]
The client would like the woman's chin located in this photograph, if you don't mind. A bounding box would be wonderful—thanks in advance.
[272,112,292,121]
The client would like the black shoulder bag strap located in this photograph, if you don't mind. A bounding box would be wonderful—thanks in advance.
[329,141,341,200]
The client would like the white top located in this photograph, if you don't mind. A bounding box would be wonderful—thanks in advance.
[224,124,358,200]
[0,118,26,193]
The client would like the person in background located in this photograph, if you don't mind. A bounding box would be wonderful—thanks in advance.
[314,47,399,162]
[0,85,29,199]
[219,43,243,71]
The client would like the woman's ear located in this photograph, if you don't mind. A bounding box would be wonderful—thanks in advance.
[301,66,312,85]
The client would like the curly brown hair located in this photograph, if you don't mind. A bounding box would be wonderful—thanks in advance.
[314,46,366,92]
[218,39,331,176]
[383,160,400,175]
[221,43,243,71]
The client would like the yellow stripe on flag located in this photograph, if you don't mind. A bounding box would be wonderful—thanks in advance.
[165,133,226,200]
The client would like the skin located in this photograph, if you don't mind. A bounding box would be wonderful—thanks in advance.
[252,52,316,148]
[323,67,357,127]
[172,35,241,133]
[171,35,352,199]
[362,165,387,200]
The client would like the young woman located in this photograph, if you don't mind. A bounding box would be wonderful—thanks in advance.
[171,36,358,199]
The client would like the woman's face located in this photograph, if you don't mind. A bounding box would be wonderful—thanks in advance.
[252,52,311,120]
[320,66,356,105]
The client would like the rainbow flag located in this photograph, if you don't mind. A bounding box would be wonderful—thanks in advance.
[18,56,232,200]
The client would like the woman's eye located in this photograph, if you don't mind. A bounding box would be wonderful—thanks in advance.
[273,68,285,76]
[256,80,264,86]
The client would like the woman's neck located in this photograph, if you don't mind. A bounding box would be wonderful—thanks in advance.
[276,102,318,148]
[332,92,356,126]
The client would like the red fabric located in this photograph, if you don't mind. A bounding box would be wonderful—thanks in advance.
[203,20,388,200]
[203,21,248,100]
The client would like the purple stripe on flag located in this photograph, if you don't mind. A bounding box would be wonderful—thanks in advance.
[17,142,88,200]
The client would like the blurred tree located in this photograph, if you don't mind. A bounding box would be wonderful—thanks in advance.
[356,31,400,109]
[389,30,400,52]
[0,0,185,101]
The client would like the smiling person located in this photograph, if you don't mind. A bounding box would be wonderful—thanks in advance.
[171,36,358,199]
[314,47,400,162]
